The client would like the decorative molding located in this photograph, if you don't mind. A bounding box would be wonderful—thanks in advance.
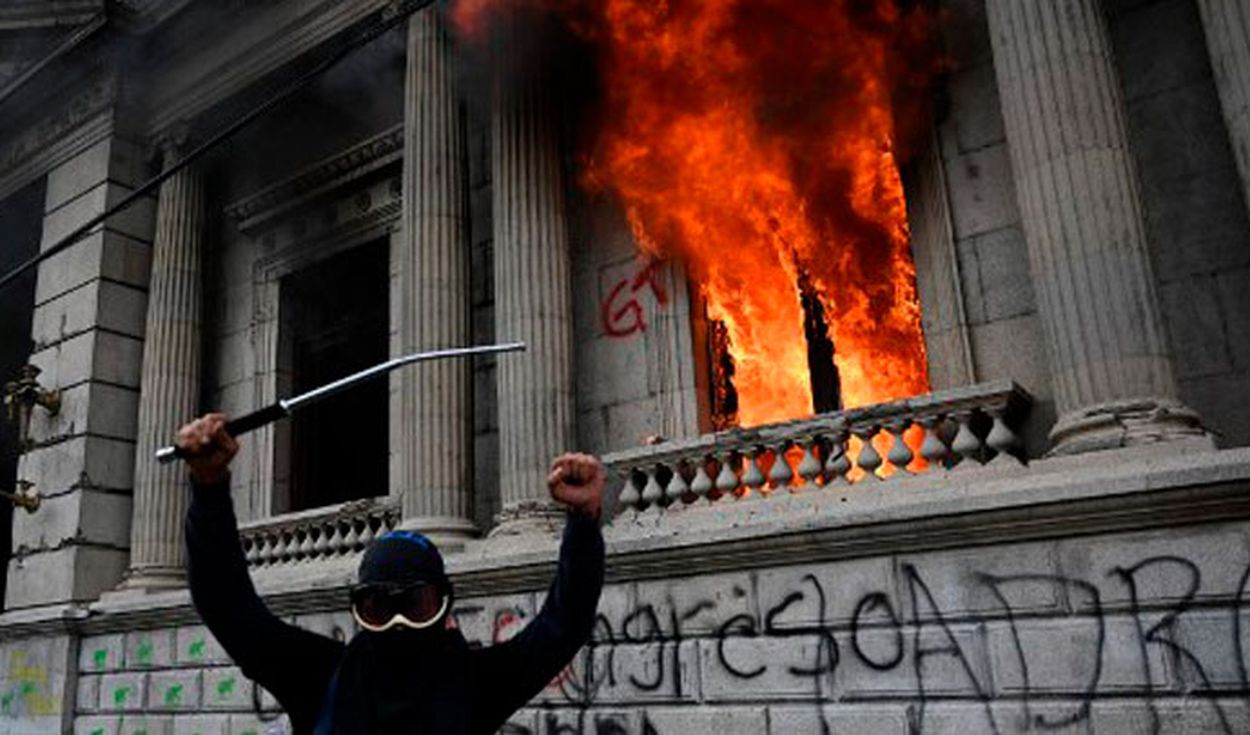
[0,71,115,202]
[0,0,101,30]
[226,124,404,233]
[144,0,391,138]
[1,446,1246,639]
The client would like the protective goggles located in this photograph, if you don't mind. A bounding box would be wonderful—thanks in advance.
[350,582,449,632]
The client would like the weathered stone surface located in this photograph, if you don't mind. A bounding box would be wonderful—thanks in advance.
[125,630,175,670]
[986,617,1169,695]
[147,670,202,712]
[31,280,148,349]
[768,704,910,735]
[74,714,123,735]
[200,667,253,712]
[171,713,229,735]
[643,706,767,734]
[100,671,148,712]
[5,545,129,608]
[80,634,126,674]
[77,674,102,713]
[700,635,831,702]
[11,487,132,552]
[173,627,229,668]
[1056,525,1250,609]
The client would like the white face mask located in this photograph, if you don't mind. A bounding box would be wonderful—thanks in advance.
[352,596,450,633]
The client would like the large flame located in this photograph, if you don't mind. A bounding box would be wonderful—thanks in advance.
[455,0,934,427]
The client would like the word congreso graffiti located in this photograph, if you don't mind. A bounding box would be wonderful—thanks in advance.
[469,539,1250,734]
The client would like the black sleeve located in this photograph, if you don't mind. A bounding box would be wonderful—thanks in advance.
[469,511,605,734]
[185,478,344,729]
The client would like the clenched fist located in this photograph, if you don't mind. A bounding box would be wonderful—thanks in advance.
[546,453,605,521]
[176,413,238,486]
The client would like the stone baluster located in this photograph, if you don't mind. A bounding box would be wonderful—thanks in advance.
[641,468,664,508]
[666,465,690,504]
[394,4,477,541]
[491,6,576,533]
[742,449,766,496]
[691,460,714,503]
[949,410,982,468]
[796,439,823,488]
[884,420,914,476]
[617,472,641,512]
[715,453,740,499]
[1196,3,1250,217]
[985,406,1023,467]
[824,431,852,485]
[986,0,1208,454]
[769,444,795,490]
[917,415,949,471]
[852,426,883,481]
[123,141,206,590]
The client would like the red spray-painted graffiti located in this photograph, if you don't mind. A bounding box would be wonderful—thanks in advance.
[601,260,670,338]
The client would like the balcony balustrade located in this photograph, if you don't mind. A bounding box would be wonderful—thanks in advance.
[605,380,1032,517]
[238,496,399,568]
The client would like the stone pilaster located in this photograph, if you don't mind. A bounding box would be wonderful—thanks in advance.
[122,142,205,588]
[1196,2,1250,217]
[491,8,575,533]
[392,5,477,541]
[985,0,1208,455]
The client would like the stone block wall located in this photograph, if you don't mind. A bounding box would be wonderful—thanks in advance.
[1108,0,1250,449]
[11,518,1239,734]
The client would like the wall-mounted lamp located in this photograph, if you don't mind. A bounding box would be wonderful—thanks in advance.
[3,364,61,451]
[1,480,40,514]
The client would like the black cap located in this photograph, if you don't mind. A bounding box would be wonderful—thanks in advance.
[357,530,448,589]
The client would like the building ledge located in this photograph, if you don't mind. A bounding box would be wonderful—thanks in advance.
[2,443,1249,639]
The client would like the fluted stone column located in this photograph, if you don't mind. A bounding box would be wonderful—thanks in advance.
[1197,3,1250,216]
[986,0,1208,455]
[393,5,477,541]
[123,144,205,588]
[491,8,575,533]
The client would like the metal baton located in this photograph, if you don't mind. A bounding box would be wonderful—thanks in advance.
[155,342,526,464]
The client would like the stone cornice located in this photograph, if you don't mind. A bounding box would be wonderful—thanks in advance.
[0,0,101,30]
[0,70,115,201]
[3,446,1248,640]
[143,0,391,138]
[225,123,404,233]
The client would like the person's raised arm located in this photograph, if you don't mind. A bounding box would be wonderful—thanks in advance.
[180,414,342,717]
[471,453,606,733]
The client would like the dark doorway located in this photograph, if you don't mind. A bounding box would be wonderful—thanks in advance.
[281,240,388,511]
[0,179,43,608]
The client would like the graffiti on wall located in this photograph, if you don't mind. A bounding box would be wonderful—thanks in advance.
[0,650,58,719]
[471,551,1250,735]
[601,260,670,339]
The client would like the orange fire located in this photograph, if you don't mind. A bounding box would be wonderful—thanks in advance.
[454,0,934,427]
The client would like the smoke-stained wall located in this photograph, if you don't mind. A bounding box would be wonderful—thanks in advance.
[1107,0,1250,449]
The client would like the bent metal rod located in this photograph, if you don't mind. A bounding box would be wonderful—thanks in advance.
[155,342,525,465]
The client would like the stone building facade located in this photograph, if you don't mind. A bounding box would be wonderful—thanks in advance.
[1,1,1250,733]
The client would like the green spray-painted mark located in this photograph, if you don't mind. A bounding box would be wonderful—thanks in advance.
[93,649,107,669]
[1,690,14,714]
[113,685,131,706]
[135,639,153,665]
[241,731,259,735]
[19,682,35,696]
[134,729,148,735]
[90,729,104,735]
[217,676,235,698]
[189,639,206,658]
[164,683,183,705]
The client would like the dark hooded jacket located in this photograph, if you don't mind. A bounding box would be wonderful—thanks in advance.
[185,479,605,734]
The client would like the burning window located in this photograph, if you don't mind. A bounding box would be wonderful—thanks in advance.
[457,0,937,428]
